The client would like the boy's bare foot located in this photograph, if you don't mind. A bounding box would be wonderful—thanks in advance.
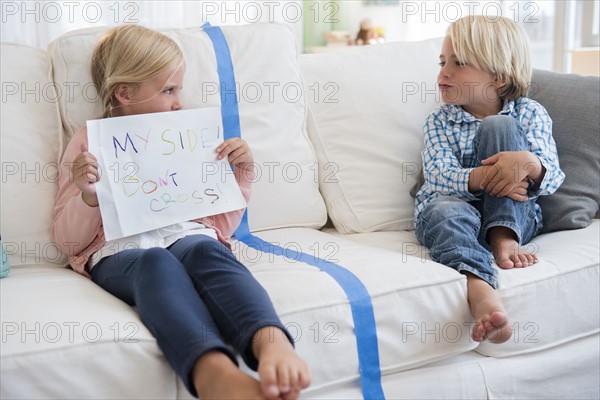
[252,326,311,400]
[467,275,512,343]
[488,226,538,269]
[192,351,264,399]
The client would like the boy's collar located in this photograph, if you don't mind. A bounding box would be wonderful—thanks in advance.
[447,99,516,122]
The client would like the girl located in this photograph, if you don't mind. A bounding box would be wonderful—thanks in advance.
[414,16,564,344]
[52,24,310,400]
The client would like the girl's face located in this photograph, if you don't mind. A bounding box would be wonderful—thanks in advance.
[437,37,504,119]
[114,66,184,116]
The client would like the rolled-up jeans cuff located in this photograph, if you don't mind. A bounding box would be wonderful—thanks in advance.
[482,222,522,246]
[456,263,498,289]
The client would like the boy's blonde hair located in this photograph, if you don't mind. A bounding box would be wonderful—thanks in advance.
[91,25,184,118]
[447,15,531,100]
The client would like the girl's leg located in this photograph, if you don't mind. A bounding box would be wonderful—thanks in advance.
[416,196,511,342]
[168,235,310,399]
[474,115,539,268]
[91,248,239,398]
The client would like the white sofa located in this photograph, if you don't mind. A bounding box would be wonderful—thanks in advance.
[1,23,599,399]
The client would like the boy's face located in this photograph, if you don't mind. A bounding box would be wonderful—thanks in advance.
[114,66,184,116]
[438,37,504,118]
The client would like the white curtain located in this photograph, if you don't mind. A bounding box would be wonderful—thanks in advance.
[1,1,303,49]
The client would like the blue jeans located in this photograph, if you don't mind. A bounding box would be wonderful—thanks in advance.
[416,116,539,288]
[91,234,291,397]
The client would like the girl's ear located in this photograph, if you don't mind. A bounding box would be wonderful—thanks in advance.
[113,84,135,105]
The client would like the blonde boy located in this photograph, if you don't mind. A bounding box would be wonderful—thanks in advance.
[415,16,564,343]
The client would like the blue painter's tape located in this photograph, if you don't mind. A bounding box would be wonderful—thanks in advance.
[202,23,385,399]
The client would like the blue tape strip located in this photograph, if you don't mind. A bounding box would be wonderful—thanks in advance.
[202,23,241,138]
[202,23,385,399]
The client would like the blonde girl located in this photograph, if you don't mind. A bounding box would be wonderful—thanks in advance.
[52,25,310,400]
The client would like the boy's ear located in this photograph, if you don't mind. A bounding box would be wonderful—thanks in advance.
[494,77,507,89]
[114,84,135,105]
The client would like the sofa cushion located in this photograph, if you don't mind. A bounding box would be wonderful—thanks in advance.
[232,228,477,392]
[530,69,600,232]
[48,23,326,233]
[322,220,600,357]
[0,43,66,267]
[299,38,442,233]
[0,266,177,398]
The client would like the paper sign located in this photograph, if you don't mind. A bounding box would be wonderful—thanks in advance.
[87,107,246,241]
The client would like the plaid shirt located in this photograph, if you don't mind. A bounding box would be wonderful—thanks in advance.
[415,97,565,227]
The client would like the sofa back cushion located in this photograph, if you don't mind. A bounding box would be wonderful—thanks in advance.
[530,69,600,232]
[300,39,442,233]
[48,23,326,232]
[0,44,66,267]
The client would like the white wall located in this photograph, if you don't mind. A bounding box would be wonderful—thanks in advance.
[0,1,304,50]
[318,0,557,71]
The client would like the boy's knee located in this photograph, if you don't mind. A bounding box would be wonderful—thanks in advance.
[425,196,476,220]
[480,115,519,135]
[480,115,521,139]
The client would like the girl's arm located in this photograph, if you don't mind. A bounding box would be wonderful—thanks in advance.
[51,127,103,256]
[206,138,254,237]
[208,162,254,237]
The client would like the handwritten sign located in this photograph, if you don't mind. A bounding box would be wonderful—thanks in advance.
[87,107,246,241]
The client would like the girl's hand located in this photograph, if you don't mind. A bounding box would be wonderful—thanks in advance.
[216,138,253,166]
[72,144,100,207]
[480,151,540,198]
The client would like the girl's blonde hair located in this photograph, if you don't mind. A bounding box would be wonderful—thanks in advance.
[447,15,531,100]
[91,25,184,118]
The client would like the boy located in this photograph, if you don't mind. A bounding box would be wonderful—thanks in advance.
[415,16,564,343]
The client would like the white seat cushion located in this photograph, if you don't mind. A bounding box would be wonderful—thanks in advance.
[323,220,600,357]
[0,266,176,399]
[232,228,477,391]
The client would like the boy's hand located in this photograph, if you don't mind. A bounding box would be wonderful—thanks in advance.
[480,151,541,198]
[72,144,100,207]
[505,178,530,202]
[216,138,253,166]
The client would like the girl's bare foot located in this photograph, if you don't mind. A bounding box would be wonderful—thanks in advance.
[192,351,265,400]
[252,326,311,400]
[467,275,512,343]
[488,226,538,269]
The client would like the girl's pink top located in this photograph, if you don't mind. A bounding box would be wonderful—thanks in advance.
[51,126,253,278]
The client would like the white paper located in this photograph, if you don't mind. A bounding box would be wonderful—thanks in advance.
[87,107,246,241]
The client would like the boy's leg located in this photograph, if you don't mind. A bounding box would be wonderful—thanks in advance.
[91,248,237,398]
[168,235,310,398]
[416,196,511,342]
[416,196,497,287]
[474,116,539,268]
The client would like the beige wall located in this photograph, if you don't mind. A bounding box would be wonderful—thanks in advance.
[571,48,600,77]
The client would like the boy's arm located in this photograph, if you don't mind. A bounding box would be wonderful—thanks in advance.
[475,101,562,200]
[479,151,545,198]
[422,112,479,201]
[522,102,564,198]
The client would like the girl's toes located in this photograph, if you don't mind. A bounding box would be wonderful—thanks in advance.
[259,364,280,399]
[277,366,291,394]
